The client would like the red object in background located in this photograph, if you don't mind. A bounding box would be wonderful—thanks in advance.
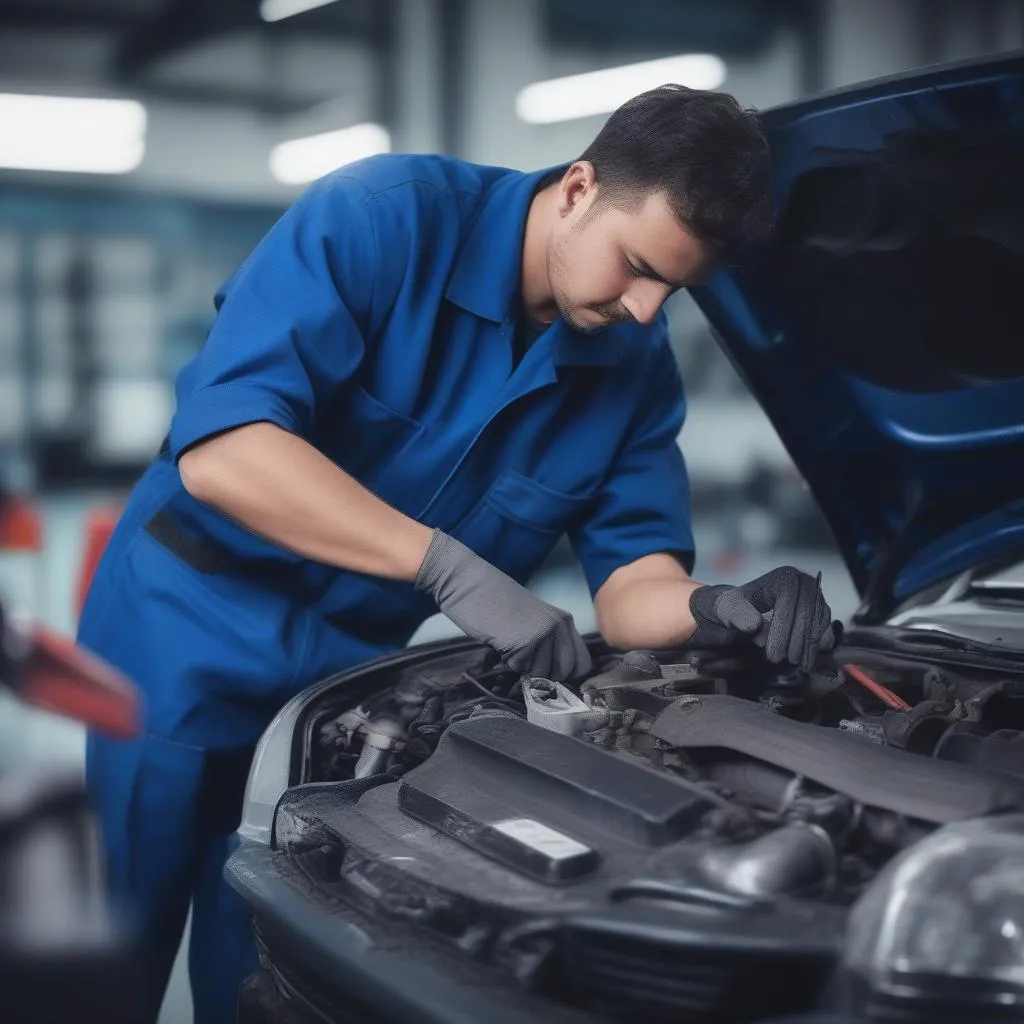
[22,625,140,738]
[0,496,136,735]
[711,549,745,575]
[75,506,121,619]
[0,497,43,552]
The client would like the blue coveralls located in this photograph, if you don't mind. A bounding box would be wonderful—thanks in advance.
[80,155,695,1022]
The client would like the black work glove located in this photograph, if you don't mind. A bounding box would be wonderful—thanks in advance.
[688,567,836,670]
[415,529,592,682]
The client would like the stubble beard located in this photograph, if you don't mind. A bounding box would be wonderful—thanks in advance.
[548,234,606,336]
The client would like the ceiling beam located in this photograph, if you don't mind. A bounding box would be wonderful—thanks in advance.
[0,1,145,32]
[112,0,259,79]
[109,0,393,117]
[543,0,815,56]
[112,0,381,82]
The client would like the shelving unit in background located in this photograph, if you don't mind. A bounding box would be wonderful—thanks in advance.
[0,181,283,493]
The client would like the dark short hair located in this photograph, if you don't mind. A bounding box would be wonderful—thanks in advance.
[579,84,773,264]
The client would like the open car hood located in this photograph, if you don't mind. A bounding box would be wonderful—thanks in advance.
[690,53,1024,622]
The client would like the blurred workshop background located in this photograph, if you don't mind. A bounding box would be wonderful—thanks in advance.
[0,3,1021,1015]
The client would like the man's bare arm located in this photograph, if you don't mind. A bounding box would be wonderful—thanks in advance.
[178,421,433,581]
[593,552,702,650]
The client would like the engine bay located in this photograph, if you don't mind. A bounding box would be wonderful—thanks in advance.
[271,631,1024,1022]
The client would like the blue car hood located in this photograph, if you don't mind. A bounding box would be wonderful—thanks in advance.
[690,53,1024,622]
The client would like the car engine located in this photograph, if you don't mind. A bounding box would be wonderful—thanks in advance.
[271,630,1024,1022]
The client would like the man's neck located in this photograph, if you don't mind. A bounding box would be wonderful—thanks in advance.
[520,183,558,325]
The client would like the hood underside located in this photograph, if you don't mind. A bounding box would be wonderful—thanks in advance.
[690,52,1024,621]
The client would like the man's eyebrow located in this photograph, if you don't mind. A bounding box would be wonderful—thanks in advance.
[633,254,685,289]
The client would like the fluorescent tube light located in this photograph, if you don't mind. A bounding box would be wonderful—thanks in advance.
[270,123,391,185]
[516,54,727,125]
[0,94,146,175]
[260,0,339,22]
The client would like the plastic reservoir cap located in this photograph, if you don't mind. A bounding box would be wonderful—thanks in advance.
[521,677,608,736]
[845,814,1024,1012]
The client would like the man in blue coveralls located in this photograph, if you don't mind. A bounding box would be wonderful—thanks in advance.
[80,85,835,1022]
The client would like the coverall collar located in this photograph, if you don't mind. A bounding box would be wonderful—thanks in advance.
[444,164,622,367]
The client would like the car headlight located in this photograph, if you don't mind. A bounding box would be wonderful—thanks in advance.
[844,813,1024,1021]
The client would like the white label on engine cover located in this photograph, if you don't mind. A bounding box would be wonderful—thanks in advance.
[493,818,591,860]
[660,663,699,679]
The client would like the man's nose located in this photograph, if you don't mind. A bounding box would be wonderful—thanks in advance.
[621,281,668,325]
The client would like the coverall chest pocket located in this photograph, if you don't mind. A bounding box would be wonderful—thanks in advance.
[453,470,593,583]
[316,382,425,486]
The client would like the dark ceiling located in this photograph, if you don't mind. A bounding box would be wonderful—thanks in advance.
[0,0,389,114]
[0,0,815,115]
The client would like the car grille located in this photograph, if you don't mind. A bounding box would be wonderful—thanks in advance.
[864,990,1024,1024]
[251,919,394,1024]
[560,928,816,1022]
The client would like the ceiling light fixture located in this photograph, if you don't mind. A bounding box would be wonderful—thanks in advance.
[0,93,146,175]
[270,123,391,185]
[515,53,727,125]
[260,0,340,22]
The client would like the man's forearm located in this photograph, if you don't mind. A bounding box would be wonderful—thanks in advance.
[178,422,433,581]
[595,554,702,650]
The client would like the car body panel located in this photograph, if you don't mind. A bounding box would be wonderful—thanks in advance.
[690,52,1024,618]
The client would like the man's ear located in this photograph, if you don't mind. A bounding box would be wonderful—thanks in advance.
[556,161,597,217]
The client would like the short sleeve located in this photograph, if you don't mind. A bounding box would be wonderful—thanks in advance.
[168,175,378,460]
[569,330,695,596]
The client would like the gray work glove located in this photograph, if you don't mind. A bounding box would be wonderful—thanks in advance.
[415,530,592,682]
[688,566,836,670]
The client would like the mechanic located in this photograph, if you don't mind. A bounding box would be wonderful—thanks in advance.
[79,84,834,1024]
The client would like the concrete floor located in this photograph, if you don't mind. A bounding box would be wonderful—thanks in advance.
[0,493,858,1023]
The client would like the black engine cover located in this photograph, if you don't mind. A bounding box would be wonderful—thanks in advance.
[398,714,714,882]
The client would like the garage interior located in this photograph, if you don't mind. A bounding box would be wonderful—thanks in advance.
[0,2,1022,1020]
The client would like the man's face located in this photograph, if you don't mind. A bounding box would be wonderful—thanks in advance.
[546,164,712,334]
